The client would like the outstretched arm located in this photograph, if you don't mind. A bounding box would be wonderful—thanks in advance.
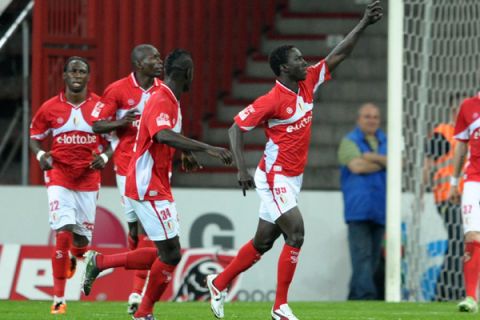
[229,123,255,196]
[154,129,232,165]
[325,0,383,72]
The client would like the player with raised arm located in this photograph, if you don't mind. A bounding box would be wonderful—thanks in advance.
[30,57,111,314]
[91,44,163,314]
[206,2,383,319]
[82,49,232,320]
[449,93,480,313]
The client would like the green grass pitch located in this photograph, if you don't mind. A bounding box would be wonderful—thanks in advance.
[0,300,473,319]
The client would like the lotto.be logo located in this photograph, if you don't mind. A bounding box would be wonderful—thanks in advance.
[286,115,312,133]
[56,134,97,144]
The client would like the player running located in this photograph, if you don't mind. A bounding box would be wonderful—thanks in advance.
[206,2,383,319]
[449,93,480,313]
[30,57,111,314]
[82,49,232,320]
[92,44,163,314]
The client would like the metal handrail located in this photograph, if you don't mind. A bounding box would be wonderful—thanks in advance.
[0,0,33,52]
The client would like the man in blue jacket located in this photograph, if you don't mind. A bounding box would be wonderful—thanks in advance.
[338,102,387,300]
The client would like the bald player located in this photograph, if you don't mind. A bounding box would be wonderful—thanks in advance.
[91,44,163,314]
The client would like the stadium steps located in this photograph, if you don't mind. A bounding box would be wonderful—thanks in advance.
[173,0,387,190]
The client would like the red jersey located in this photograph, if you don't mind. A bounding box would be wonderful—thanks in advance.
[92,73,162,175]
[30,92,105,191]
[234,60,331,176]
[454,94,480,182]
[125,84,182,201]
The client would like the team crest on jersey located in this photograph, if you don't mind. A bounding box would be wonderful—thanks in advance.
[156,113,171,127]
[56,117,64,124]
[286,107,294,114]
[167,248,240,302]
[238,105,255,121]
[128,99,136,106]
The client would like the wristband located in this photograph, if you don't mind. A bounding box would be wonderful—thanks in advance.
[36,150,46,161]
[99,153,109,163]
[450,176,458,186]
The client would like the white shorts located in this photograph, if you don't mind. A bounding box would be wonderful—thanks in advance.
[116,174,137,222]
[128,199,180,241]
[461,181,480,234]
[47,185,98,241]
[254,168,302,224]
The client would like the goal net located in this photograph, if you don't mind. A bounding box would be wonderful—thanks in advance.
[402,0,480,301]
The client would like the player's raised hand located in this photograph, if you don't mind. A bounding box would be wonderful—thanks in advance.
[448,185,461,204]
[362,0,383,25]
[206,146,233,166]
[237,170,255,196]
[181,151,202,172]
[90,152,108,169]
[121,108,139,124]
[39,151,53,170]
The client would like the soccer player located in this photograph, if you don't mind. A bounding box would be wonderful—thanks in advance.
[91,44,163,314]
[206,2,383,319]
[449,93,480,313]
[30,56,110,314]
[82,49,233,320]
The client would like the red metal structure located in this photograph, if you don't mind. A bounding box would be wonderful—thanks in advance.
[31,0,283,185]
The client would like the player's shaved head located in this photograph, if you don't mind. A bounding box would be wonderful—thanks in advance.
[64,56,90,73]
[131,44,157,68]
[164,49,192,77]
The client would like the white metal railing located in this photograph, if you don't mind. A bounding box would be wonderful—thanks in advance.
[0,0,33,185]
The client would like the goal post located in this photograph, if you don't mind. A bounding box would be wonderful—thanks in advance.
[388,0,480,302]
[386,0,403,303]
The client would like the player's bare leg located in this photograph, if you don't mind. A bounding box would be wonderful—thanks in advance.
[270,206,304,320]
[208,220,281,318]
[132,237,180,320]
[458,231,480,313]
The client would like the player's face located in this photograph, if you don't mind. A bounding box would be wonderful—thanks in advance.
[63,60,89,93]
[285,48,308,81]
[357,104,381,135]
[140,49,163,78]
[183,59,194,92]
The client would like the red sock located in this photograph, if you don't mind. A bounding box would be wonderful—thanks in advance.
[464,242,480,300]
[134,259,175,317]
[71,245,88,258]
[214,240,261,291]
[274,244,301,309]
[52,231,72,297]
[96,247,157,271]
[132,236,156,294]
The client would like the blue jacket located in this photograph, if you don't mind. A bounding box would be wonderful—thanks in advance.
[340,127,387,225]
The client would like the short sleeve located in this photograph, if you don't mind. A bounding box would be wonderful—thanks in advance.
[145,100,176,138]
[92,85,119,121]
[338,138,362,166]
[304,59,331,94]
[30,104,51,140]
[234,95,276,131]
[454,100,470,141]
